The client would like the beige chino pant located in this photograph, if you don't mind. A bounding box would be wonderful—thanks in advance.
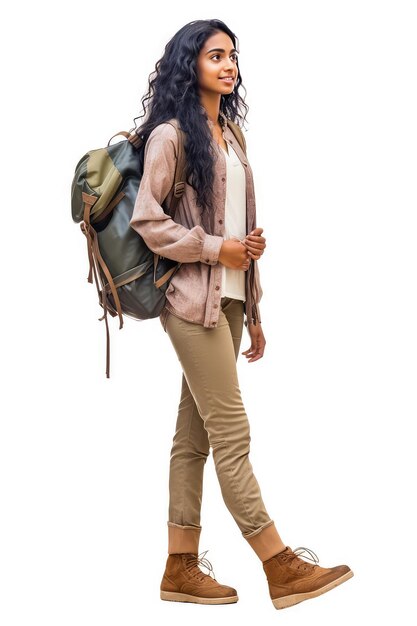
[161,296,283,561]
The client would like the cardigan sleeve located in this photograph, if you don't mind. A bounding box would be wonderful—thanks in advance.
[129,123,224,265]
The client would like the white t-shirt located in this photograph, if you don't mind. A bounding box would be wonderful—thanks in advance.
[220,143,247,301]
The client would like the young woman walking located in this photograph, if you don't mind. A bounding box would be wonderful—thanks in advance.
[129,18,353,610]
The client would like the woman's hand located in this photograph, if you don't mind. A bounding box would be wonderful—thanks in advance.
[241,322,266,362]
[218,227,266,270]
[218,239,251,270]
[241,227,266,261]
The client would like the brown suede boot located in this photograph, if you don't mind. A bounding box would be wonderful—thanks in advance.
[160,550,238,605]
[262,546,353,609]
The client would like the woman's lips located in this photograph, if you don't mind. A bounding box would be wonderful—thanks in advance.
[219,77,234,82]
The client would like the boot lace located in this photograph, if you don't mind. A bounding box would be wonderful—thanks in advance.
[183,549,216,581]
[281,546,320,571]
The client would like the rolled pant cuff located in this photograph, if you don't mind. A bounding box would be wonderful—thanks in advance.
[167,522,202,554]
[242,520,285,561]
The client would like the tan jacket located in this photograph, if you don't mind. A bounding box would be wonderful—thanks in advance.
[129,111,263,329]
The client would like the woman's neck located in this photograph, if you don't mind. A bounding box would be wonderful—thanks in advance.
[199,96,221,126]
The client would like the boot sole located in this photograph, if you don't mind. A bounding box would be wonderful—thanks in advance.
[160,590,238,605]
[272,569,354,609]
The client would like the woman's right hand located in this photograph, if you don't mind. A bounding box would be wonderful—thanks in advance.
[218,239,251,270]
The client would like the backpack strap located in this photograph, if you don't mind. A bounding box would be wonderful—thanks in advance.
[128,120,187,218]
[165,120,187,218]
[151,121,187,289]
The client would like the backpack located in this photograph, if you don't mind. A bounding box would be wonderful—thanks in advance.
[71,118,246,378]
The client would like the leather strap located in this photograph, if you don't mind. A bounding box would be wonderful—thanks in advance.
[80,191,124,377]
[153,253,181,289]
[165,121,187,218]
[92,189,125,225]
[107,130,131,146]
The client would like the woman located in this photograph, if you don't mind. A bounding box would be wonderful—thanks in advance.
[129,18,353,610]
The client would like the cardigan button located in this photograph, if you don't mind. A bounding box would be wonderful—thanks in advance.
[221,177,226,182]
[219,219,223,224]
[213,303,218,308]
[215,285,220,290]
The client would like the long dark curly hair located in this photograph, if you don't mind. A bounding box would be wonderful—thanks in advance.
[133,18,249,232]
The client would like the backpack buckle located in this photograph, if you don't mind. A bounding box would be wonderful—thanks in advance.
[174,181,185,198]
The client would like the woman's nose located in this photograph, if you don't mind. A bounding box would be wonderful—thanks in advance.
[223,60,235,72]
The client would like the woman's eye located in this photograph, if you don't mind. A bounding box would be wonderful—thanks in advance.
[211,54,238,61]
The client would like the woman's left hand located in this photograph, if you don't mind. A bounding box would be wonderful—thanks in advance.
[242,227,266,261]
[241,323,266,362]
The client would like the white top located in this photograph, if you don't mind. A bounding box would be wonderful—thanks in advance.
[220,143,247,301]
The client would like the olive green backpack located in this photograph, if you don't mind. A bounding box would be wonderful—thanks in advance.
[71,119,246,378]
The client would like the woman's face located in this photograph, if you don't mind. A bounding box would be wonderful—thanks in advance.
[196,31,239,96]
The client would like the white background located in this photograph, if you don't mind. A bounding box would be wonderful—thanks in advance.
[1,1,416,624]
